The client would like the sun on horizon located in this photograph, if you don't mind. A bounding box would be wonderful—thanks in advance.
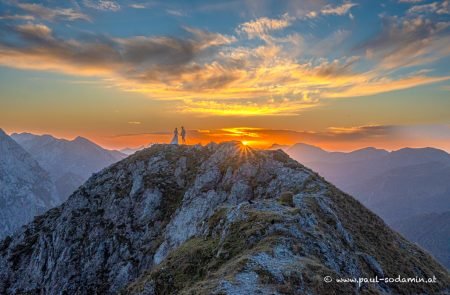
[0,0,449,152]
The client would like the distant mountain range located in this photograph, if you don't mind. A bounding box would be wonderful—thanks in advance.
[0,130,126,238]
[120,144,153,155]
[285,143,450,223]
[11,133,126,198]
[283,142,450,269]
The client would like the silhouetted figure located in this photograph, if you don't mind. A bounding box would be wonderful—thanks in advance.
[170,128,178,145]
[181,126,186,144]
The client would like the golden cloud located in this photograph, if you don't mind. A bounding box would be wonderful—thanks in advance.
[0,17,449,117]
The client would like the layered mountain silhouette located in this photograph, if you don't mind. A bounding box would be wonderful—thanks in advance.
[285,143,450,269]
[11,133,126,199]
[0,129,59,239]
[286,143,450,223]
[0,142,448,294]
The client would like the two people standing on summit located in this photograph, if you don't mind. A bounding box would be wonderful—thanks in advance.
[170,126,186,145]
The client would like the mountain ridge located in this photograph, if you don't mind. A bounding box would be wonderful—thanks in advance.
[0,142,448,294]
[11,132,126,199]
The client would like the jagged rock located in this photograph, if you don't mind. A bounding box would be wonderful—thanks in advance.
[0,142,448,294]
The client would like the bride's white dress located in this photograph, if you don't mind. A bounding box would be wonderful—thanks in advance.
[170,129,179,144]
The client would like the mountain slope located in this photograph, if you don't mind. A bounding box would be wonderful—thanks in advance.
[0,129,58,239]
[11,133,126,199]
[349,161,450,223]
[286,144,450,222]
[392,211,450,270]
[0,142,448,294]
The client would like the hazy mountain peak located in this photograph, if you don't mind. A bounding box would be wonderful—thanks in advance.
[290,142,326,151]
[1,142,448,294]
[0,131,58,239]
[11,132,126,200]
[350,147,387,153]
[268,143,290,150]
[393,146,449,156]
[72,135,96,145]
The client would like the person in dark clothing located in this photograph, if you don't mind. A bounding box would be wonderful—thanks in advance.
[181,126,186,144]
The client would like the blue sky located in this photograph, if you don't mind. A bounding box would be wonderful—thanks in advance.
[0,0,449,150]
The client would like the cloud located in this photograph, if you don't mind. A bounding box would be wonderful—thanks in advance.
[1,22,446,116]
[105,124,450,152]
[399,0,425,3]
[0,14,35,21]
[320,2,358,16]
[17,3,90,21]
[83,0,120,11]
[408,1,449,15]
[0,14,449,117]
[108,125,395,149]
[16,23,53,41]
[0,24,238,89]
[128,121,141,125]
[237,14,293,39]
[357,14,450,69]
[312,56,360,77]
[177,97,318,116]
[129,3,148,9]
[166,9,185,16]
[324,75,450,98]
[299,2,357,19]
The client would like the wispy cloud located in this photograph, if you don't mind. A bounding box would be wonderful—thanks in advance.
[237,14,293,39]
[83,0,120,12]
[299,2,358,19]
[1,20,448,116]
[166,9,185,16]
[16,3,90,21]
[399,0,425,3]
[408,0,449,15]
[177,97,318,116]
[357,14,450,70]
[1,1,449,118]
[108,124,450,151]
[129,3,149,9]
[320,2,358,16]
[324,75,450,98]
[0,14,35,21]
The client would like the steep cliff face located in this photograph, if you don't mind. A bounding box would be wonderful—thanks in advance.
[0,129,59,239]
[0,142,448,294]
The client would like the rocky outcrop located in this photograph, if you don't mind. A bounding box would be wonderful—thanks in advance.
[0,142,448,294]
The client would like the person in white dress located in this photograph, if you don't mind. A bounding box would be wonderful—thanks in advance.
[170,127,178,144]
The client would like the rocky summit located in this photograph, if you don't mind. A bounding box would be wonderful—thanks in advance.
[0,142,448,294]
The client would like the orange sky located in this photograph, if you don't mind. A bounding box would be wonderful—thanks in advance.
[6,125,450,152]
[1,1,449,152]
